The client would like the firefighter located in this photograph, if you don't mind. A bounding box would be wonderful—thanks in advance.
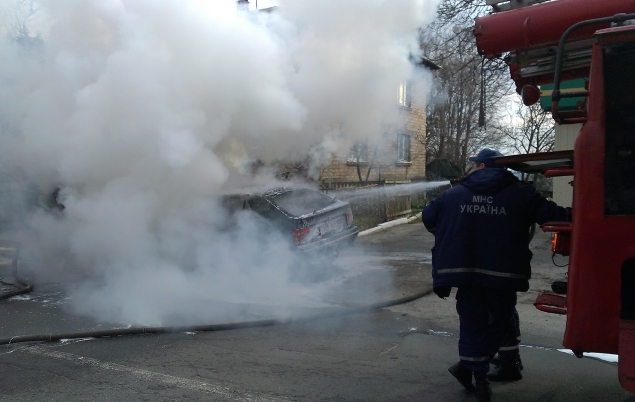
[421,148,571,402]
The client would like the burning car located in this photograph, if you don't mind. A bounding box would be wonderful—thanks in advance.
[221,187,359,256]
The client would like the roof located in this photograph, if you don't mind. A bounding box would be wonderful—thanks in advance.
[409,54,440,70]
[418,57,441,70]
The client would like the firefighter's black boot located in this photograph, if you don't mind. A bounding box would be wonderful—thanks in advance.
[490,353,523,370]
[474,371,491,402]
[488,355,523,382]
[448,361,475,391]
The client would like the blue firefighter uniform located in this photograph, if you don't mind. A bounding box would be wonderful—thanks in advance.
[421,167,570,373]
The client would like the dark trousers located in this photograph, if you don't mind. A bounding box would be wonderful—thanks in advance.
[497,309,521,358]
[455,286,517,372]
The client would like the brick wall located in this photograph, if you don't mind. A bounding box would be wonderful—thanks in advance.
[320,83,427,186]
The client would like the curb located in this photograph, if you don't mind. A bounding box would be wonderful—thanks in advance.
[358,212,422,237]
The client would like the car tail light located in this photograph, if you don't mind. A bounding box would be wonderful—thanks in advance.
[345,211,353,227]
[551,232,571,256]
[293,226,309,243]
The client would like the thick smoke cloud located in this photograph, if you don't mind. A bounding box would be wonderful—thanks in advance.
[0,0,438,325]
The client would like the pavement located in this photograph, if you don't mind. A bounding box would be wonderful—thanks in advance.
[0,220,632,401]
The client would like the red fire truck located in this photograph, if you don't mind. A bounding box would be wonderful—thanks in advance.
[472,0,635,392]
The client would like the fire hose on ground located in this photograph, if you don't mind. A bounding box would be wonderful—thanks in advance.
[0,249,433,346]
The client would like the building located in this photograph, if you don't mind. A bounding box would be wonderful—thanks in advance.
[240,2,440,191]
[319,58,439,190]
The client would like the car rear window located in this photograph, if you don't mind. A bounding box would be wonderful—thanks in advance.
[268,189,335,216]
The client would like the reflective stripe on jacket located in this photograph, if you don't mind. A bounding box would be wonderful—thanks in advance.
[421,168,570,292]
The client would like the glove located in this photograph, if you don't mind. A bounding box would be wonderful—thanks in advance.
[434,286,451,298]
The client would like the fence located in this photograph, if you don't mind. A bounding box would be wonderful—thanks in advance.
[321,181,383,191]
[322,181,415,230]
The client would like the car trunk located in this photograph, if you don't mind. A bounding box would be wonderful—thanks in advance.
[263,189,354,246]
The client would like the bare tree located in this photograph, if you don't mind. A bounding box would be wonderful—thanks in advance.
[349,140,371,182]
[2,0,41,47]
[493,100,555,192]
[420,0,560,198]
[349,135,398,183]
[421,11,512,175]
[497,101,555,156]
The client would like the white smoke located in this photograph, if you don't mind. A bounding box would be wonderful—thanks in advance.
[0,0,439,325]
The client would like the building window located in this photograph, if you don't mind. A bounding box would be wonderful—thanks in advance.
[397,134,410,163]
[347,141,369,164]
[398,81,411,108]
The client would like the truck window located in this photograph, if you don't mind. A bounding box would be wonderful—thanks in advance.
[604,41,635,215]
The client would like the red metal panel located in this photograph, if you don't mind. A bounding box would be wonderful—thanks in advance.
[543,168,575,177]
[562,43,635,355]
[540,222,572,233]
[597,25,635,44]
[535,293,567,315]
[564,42,616,354]
[474,0,635,58]
[619,320,635,392]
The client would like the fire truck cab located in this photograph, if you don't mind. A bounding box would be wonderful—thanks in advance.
[473,0,635,392]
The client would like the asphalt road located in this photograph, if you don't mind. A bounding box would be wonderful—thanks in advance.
[0,222,632,401]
